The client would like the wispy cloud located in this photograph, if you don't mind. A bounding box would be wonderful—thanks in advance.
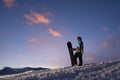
[3,0,15,8]
[102,41,110,48]
[48,28,61,38]
[115,39,120,44]
[28,38,38,44]
[28,38,47,53]
[85,57,96,61]
[19,54,24,57]
[101,27,109,31]
[24,12,50,25]
[102,37,120,49]
[28,38,49,45]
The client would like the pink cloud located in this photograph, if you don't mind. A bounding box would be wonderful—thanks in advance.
[48,28,61,38]
[101,27,109,31]
[102,37,120,49]
[85,57,96,61]
[24,12,50,25]
[102,41,110,48]
[3,0,15,8]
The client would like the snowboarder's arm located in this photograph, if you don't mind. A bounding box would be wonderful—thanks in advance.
[72,48,76,50]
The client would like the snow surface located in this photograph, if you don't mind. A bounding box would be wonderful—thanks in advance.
[0,60,120,80]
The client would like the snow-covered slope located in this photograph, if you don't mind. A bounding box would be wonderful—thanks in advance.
[0,67,48,76]
[0,60,120,80]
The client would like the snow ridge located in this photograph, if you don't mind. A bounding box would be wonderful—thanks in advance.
[0,60,120,80]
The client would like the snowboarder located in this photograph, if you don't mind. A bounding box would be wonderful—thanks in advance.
[73,36,84,66]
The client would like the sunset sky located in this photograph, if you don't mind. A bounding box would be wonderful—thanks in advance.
[0,0,120,69]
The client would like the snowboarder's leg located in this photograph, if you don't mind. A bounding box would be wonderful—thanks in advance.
[79,54,83,66]
[74,53,79,65]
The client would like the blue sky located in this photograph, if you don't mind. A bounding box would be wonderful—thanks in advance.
[0,0,120,69]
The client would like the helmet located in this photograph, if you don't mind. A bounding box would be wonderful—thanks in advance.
[77,36,81,40]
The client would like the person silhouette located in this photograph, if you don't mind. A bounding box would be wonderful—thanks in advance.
[73,36,84,66]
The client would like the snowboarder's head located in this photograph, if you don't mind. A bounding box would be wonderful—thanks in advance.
[77,36,82,41]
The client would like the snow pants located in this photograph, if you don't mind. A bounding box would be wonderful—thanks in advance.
[74,52,83,66]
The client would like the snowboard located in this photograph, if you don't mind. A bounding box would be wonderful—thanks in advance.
[67,41,75,66]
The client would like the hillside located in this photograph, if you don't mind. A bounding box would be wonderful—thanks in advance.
[0,67,48,76]
[0,60,120,80]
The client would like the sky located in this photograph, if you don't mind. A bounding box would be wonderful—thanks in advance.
[0,0,120,69]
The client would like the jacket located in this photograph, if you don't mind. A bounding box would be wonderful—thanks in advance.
[76,41,84,54]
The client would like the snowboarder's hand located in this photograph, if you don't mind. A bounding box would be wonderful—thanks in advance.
[72,48,76,51]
